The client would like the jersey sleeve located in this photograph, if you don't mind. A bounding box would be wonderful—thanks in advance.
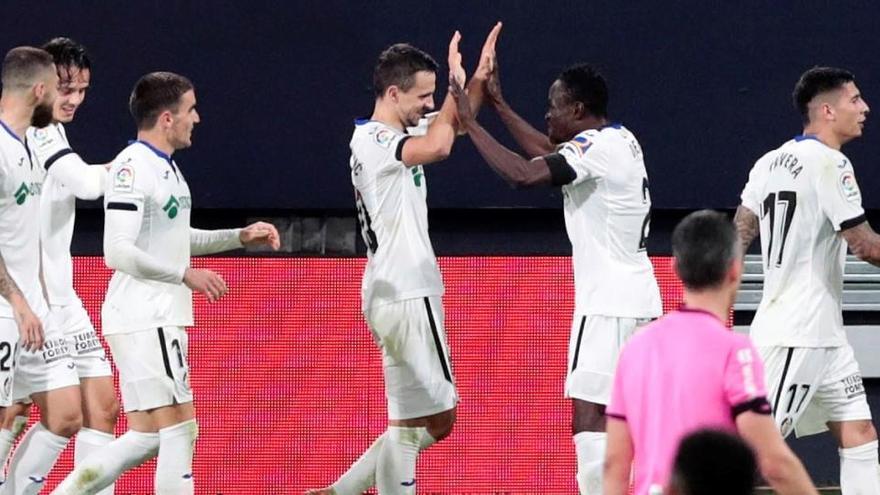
[723,337,771,417]
[740,157,767,214]
[354,125,409,177]
[554,133,607,186]
[606,347,630,420]
[103,155,185,284]
[816,156,866,231]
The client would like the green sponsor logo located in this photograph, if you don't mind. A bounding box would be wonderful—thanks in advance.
[411,166,424,187]
[14,183,29,205]
[163,195,180,219]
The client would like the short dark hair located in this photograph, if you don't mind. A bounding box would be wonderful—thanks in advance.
[793,66,855,123]
[1,46,55,90]
[129,71,194,130]
[557,64,609,118]
[672,210,738,290]
[42,37,91,80]
[373,43,438,97]
[669,429,757,495]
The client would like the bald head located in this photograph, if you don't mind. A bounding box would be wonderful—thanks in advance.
[1,46,56,92]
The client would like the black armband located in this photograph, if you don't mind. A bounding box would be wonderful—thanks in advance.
[840,214,867,231]
[395,136,412,162]
[43,149,75,170]
[731,397,771,419]
[544,153,577,186]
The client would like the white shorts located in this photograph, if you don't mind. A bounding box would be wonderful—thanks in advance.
[54,304,112,379]
[565,315,651,404]
[6,311,80,403]
[0,318,19,407]
[760,345,872,438]
[106,327,192,413]
[365,296,458,420]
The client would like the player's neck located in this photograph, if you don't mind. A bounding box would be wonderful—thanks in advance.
[136,130,175,157]
[802,125,843,150]
[682,289,731,322]
[371,101,405,132]
[0,97,34,141]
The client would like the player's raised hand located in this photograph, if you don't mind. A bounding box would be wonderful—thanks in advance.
[448,30,466,89]
[449,76,475,130]
[473,22,502,82]
[240,221,281,250]
[12,295,43,352]
[184,268,228,303]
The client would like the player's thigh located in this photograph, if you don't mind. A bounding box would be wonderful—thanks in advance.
[814,345,872,437]
[566,315,649,405]
[56,303,113,379]
[758,346,827,438]
[106,327,193,415]
[366,296,457,420]
[12,311,79,404]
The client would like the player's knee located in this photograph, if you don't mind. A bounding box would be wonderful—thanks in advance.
[572,400,606,433]
[85,396,120,432]
[47,409,83,438]
[853,420,878,443]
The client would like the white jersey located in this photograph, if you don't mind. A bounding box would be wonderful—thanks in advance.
[27,123,106,307]
[741,136,865,347]
[102,141,194,335]
[555,124,662,318]
[350,118,443,310]
[0,121,48,319]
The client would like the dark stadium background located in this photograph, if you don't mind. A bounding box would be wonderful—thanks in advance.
[4,0,880,491]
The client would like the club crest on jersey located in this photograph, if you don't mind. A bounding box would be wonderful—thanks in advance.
[114,166,135,193]
[374,128,395,148]
[839,171,861,202]
[32,127,49,141]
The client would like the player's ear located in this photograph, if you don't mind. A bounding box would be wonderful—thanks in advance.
[727,256,743,286]
[386,85,400,103]
[159,110,174,129]
[572,101,586,120]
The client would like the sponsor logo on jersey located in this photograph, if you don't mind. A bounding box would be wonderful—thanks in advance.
[839,171,861,202]
[32,127,49,142]
[374,128,395,148]
[41,336,71,364]
[163,195,192,219]
[841,373,865,399]
[570,135,593,155]
[14,182,41,205]
[114,165,135,193]
[411,166,424,187]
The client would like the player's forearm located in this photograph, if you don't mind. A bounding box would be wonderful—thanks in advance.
[190,228,243,256]
[466,120,548,188]
[0,252,25,304]
[465,77,488,120]
[418,93,458,162]
[760,452,819,495]
[841,222,880,268]
[51,155,106,200]
[734,205,759,257]
[602,456,632,495]
[493,99,554,158]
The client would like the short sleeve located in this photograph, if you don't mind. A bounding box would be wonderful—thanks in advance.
[556,133,607,186]
[105,154,155,212]
[723,338,770,415]
[353,125,408,177]
[816,156,866,231]
[606,347,630,420]
[740,157,767,214]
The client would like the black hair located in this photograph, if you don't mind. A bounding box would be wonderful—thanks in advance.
[41,37,91,80]
[373,43,438,97]
[129,71,194,130]
[669,429,757,495]
[672,210,738,290]
[793,66,855,123]
[557,63,609,118]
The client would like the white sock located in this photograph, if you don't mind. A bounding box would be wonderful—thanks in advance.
[51,429,159,495]
[74,428,116,495]
[4,423,69,495]
[155,419,198,495]
[331,433,385,495]
[574,431,606,495]
[376,426,423,495]
[840,440,880,495]
[0,415,30,484]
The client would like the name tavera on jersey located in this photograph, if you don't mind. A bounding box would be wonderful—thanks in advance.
[768,152,803,179]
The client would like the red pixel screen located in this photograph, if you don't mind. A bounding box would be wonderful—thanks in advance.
[29,256,686,494]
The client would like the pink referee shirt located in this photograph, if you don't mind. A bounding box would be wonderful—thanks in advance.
[607,308,770,494]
